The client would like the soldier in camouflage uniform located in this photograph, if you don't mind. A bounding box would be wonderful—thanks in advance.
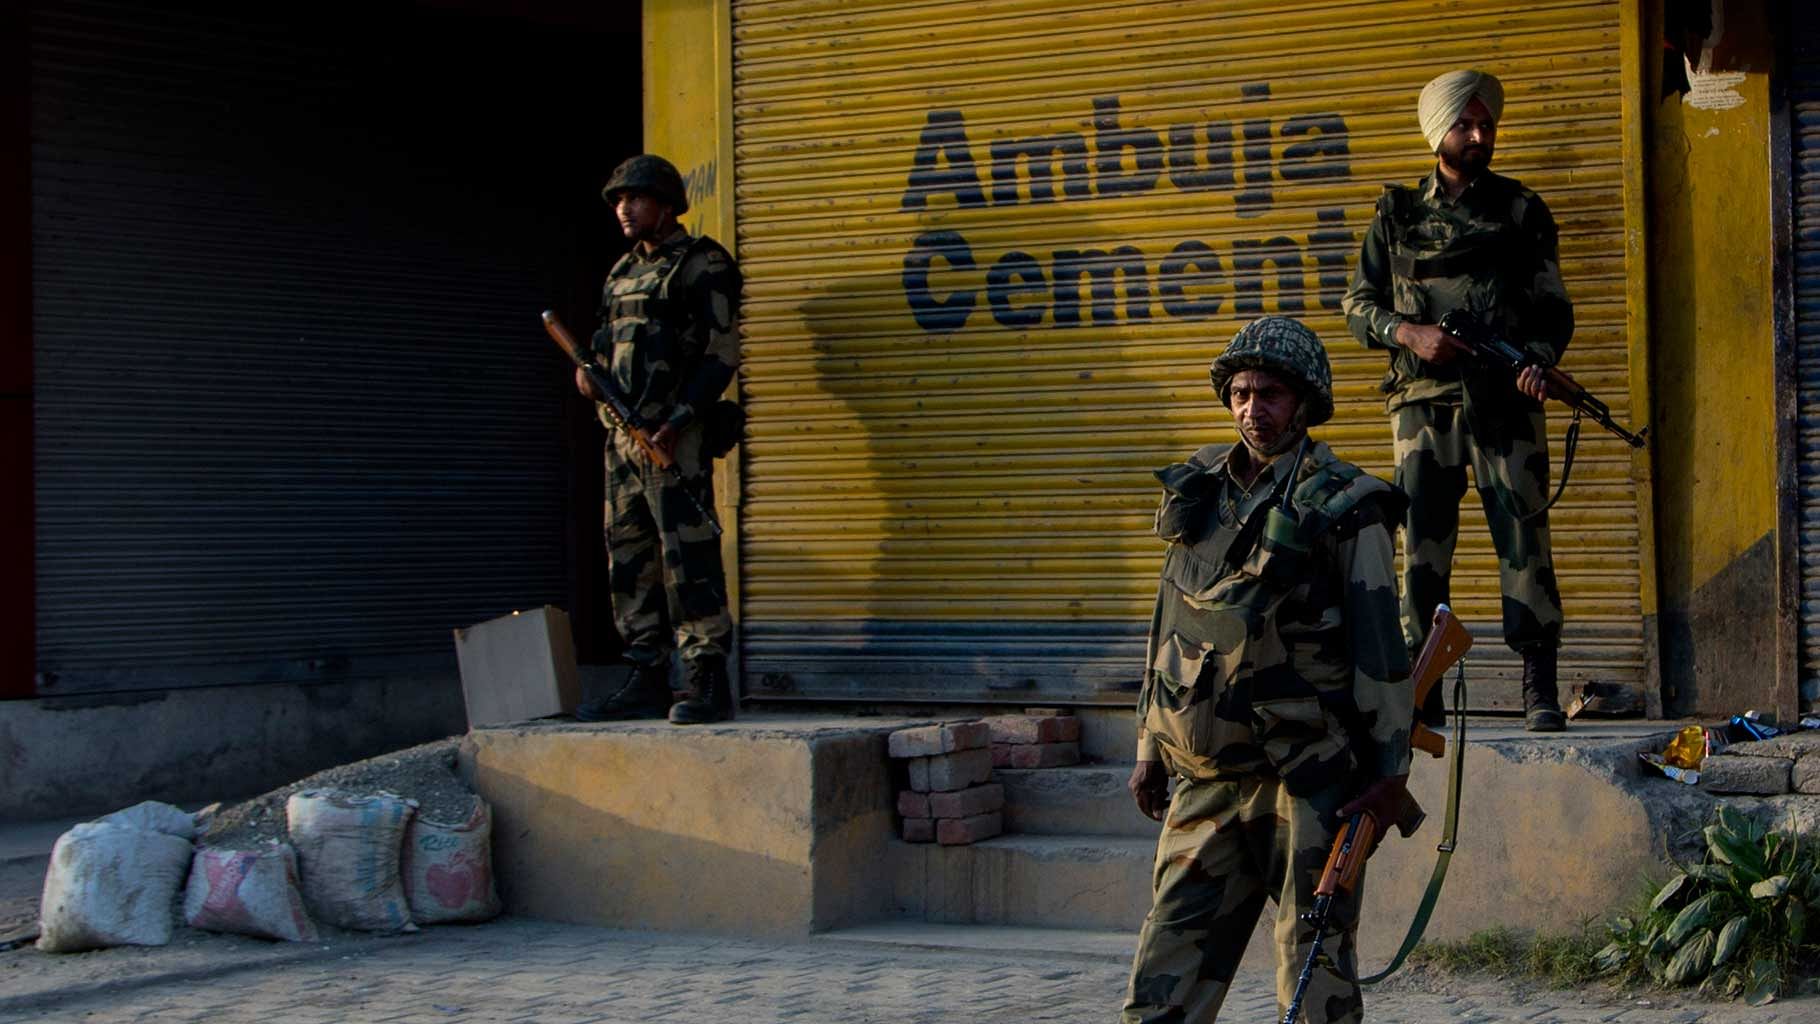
[1121,317,1414,1024]
[1341,70,1575,732]
[572,154,742,726]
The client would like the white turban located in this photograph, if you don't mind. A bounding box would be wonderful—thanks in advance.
[1418,70,1505,152]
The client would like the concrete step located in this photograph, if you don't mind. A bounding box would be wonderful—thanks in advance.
[996,764,1159,838]
[889,833,1155,931]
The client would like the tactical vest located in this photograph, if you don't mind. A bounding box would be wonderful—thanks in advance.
[1375,173,1534,396]
[1157,442,1405,648]
[597,234,733,421]
[1145,442,1406,788]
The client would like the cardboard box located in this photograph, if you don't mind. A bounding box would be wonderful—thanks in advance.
[453,606,581,728]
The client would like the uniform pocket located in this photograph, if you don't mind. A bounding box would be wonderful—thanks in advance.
[1252,697,1350,785]
[1144,632,1215,760]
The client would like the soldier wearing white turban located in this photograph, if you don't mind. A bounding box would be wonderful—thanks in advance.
[1341,71,1579,734]
[1418,70,1505,153]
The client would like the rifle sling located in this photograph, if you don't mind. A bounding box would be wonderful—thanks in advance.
[1360,661,1468,986]
[1461,390,1581,524]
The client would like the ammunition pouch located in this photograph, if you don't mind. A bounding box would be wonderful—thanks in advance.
[700,399,746,460]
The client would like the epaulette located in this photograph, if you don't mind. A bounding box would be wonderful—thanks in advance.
[1289,460,1405,539]
[1377,184,1419,227]
[657,234,736,304]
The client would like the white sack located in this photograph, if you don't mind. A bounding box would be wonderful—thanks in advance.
[286,790,417,933]
[37,822,193,952]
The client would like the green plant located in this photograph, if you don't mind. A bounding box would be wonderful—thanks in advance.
[1595,806,1820,1004]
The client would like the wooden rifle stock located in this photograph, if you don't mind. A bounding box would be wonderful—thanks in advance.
[1409,605,1472,758]
[541,310,674,469]
[1316,813,1375,898]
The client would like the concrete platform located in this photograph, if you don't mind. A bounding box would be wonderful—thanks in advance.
[461,714,944,938]
[460,712,1820,957]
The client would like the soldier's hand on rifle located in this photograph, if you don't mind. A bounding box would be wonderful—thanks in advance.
[1337,774,1410,856]
[1129,760,1170,822]
[1516,364,1563,403]
[650,423,680,464]
[1397,322,1471,366]
[575,366,606,401]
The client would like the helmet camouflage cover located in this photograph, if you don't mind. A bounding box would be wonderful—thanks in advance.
[1207,315,1335,427]
[602,154,689,215]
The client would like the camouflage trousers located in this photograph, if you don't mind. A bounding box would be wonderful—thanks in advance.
[1121,774,1363,1024]
[604,437,731,668]
[1393,400,1563,675]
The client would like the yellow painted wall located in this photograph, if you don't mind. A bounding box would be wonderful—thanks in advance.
[644,0,745,639]
[1647,0,1784,714]
[642,0,733,244]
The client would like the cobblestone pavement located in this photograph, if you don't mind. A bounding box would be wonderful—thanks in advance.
[2,918,1816,1024]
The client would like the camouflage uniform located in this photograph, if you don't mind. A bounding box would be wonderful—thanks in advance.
[1122,318,1413,1024]
[594,225,741,681]
[1341,169,1573,720]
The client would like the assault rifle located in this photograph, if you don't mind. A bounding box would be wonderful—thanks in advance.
[543,310,675,468]
[541,310,720,536]
[1282,606,1473,1021]
[1437,310,1649,449]
[1281,812,1374,1024]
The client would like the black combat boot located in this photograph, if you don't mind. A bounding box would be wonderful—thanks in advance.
[1521,647,1566,733]
[668,655,729,725]
[574,662,671,722]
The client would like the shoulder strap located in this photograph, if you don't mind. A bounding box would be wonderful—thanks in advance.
[657,234,733,304]
[1289,461,1404,539]
[1377,184,1418,228]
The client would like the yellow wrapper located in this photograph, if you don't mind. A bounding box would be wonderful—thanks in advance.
[1663,725,1708,770]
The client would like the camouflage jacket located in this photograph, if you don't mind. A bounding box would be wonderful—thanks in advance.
[592,227,741,433]
[1135,440,1413,792]
[1341,169,1574,412]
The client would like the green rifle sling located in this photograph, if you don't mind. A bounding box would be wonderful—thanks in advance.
[1360,661,1468,986]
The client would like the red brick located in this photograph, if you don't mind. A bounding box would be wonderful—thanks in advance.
[990,744,1013,768]
[1002,742,1080,769]
[937,811,1003,846]
[888,726,944,759]
[942,721,991,752]
[902,817,934,843]
[986,715,1080,745]
[888,721,990,758]
[907,748,994,792]
[928,783,1004,819]
[897,791,931,818]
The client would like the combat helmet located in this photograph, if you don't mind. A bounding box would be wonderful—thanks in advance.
[1208,316,1335,427]
[602,154,689,215]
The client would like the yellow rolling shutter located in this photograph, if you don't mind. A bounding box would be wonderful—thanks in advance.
[730,0,1648,706]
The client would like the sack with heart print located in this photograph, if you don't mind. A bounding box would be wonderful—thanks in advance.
[400,801,501,925]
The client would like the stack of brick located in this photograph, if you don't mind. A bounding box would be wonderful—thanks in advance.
[985,712,1082,768]
[888,722,1003,845]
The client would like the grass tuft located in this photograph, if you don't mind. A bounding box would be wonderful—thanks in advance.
[1408,925,1605,988]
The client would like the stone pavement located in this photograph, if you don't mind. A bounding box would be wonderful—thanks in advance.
[1,917,1813,1024]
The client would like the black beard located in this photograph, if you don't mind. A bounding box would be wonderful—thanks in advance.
[1441,147,1491,178]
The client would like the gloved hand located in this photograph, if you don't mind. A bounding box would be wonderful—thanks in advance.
[1338,774,1410,857]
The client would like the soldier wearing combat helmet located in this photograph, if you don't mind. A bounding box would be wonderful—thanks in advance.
[1342,70,1576,732]
[572,154,742,725]
[1121,317,1414,1024]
